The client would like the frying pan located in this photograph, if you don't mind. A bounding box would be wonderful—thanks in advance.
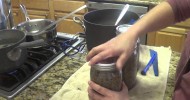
[0,29,45,73]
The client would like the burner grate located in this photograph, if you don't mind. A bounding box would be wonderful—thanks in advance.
[0,33,84,99]
[0,45,62,92]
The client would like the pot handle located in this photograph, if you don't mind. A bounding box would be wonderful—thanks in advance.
[17,39,46,49]
[19,4,30,21]
[6,39,46,61]
[73,16,85,31]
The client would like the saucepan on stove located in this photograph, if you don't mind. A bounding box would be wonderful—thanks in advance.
[73,9,139,51]
[14,4,57,43]
[0,29,45,73]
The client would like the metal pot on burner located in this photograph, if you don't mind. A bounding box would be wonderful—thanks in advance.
[14,4,57,43]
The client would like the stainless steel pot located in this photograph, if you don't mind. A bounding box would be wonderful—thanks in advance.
[0,29,45,73]
[15,19,57,43]
[15,4,57,43]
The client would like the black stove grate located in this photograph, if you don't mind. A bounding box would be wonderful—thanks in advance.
[0,37,78,92]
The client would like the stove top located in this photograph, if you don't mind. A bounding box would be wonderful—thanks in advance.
[0,32,84,99]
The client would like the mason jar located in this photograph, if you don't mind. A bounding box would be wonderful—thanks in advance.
[90,62,122,91]
[116,24,140,90]
[116,24,132,35]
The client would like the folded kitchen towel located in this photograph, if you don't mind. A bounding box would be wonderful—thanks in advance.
[50,45,172,100]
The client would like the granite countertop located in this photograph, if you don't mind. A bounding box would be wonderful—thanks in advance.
[164,51,180,100]
[0,48,180,100]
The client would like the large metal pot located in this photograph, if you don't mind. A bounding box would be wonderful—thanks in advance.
[15,4,57,43]
[74,9,139,51]
[15,19,57,43]
[0,29,44,73]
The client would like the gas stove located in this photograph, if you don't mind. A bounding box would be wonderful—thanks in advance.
[0,32,84,99]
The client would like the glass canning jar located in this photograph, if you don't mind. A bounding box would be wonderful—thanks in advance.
[116,24,140,90]
[90,63,122,91]
[122,44,139,90]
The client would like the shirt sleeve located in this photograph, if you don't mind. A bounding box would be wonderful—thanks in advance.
[167,0,190,22]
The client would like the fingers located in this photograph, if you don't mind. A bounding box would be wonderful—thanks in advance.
[89,50,115,66]
[88,81,111,96]
[116,45,134,70]
[116,53,130,70]
[88,85,103,100]
[121,82,129,93]
[86,45,104,62]
[87,45,117,66]
[88,81,130,100]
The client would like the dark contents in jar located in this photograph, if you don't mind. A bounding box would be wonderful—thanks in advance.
[122,43,139,90]
[90,64,122,91]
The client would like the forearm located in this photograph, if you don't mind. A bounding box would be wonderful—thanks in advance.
[126,1,175,38]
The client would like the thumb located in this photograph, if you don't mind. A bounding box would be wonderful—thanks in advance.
[116,53,130,70]
[121,82,129,93]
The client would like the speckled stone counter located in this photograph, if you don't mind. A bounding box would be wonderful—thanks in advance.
[164,51,180,100]
[0,49,180,100]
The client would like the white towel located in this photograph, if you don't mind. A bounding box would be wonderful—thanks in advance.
[50,45,172,100]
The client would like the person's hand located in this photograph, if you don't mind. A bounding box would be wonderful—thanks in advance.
[88,81,129,100]
[86,30,138,70]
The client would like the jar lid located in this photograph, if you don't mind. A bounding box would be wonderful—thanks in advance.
[116,24,140,45]
[94,63,116,71]
[116,24,132,35]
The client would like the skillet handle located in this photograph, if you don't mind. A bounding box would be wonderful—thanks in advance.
[17,39,46,49]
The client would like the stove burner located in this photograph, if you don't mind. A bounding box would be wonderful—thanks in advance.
[0,33,84,99]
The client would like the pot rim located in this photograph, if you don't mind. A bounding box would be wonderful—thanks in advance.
[17,18,55,25]
[15,18,57,35]
[0,29,26,50]
[83,9,139,27]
